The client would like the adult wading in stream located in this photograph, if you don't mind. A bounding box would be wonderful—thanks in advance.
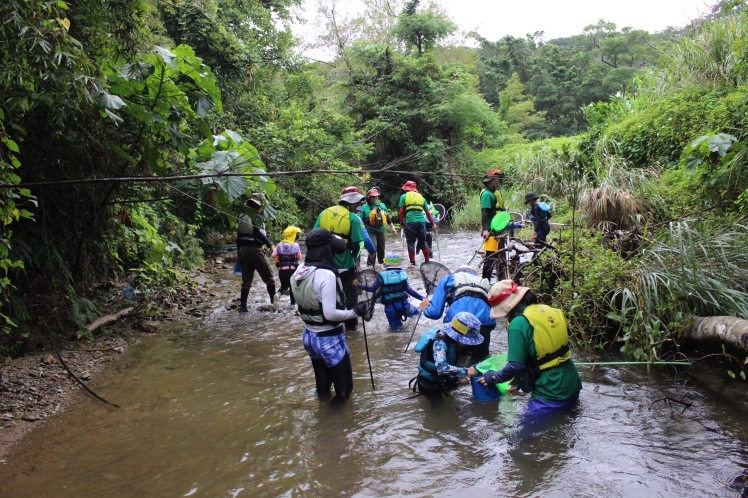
[237,194,277,313]
[419,265,495,360]
[410,312,484,397]
[314,188,366,333]
[471,280,582,417]
[360,187,398,268]
[480,169,506,281]
[291,228,368,403]
[398,180,437,267]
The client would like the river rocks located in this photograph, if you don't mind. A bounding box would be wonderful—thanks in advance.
[0,335,133,459]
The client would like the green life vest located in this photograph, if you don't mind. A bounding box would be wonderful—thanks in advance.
[522,304,572,371]
[291,267,347,327]
[237,212,265,245]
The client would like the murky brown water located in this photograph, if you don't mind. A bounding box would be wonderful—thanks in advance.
[1,231,747,497]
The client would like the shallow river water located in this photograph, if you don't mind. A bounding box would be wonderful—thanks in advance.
[1,231,747,497]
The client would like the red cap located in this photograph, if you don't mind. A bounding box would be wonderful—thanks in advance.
[341,186,363,195]
[402,180,418,192]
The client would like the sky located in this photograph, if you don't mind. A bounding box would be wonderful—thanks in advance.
[291,0,714,59]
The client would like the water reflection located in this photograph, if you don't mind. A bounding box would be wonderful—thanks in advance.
[0,230,746,497]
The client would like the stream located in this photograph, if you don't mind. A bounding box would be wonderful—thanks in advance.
[1,230,747,497]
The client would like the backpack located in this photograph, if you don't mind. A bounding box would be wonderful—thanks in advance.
[537,202,552,222]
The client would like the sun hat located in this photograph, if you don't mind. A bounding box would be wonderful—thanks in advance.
[282,226,302,243]
[341,186,363,195]
[340,191,365,205]
[488,280,530,318]
[524,192,539,204]
[382,253,403,269]
[401,180,418,192]
[246,194,263,210]
[443,312,484,345]
[367,188,381,198]
[454,265,478,275]
[305,228,346,254]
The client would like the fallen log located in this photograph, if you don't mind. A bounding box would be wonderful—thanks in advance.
[685,316,748,353]
[76,307,134,340]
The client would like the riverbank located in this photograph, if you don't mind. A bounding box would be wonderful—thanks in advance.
[0,255,238,462]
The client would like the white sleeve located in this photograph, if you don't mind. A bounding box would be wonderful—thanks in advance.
[315,270,357,322]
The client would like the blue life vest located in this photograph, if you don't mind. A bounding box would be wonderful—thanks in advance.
[416,328,457,382]
[530,202,552,224]
[380,269,408,305]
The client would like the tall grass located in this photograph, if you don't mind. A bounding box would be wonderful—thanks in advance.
[612,222,748,360]
[637,8,748,103]
[579,164,666,230]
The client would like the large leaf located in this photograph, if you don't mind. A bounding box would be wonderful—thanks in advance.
[213,175,248,202]
[119,62,154,81]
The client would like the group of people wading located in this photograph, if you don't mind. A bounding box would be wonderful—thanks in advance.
[235,170,580,417]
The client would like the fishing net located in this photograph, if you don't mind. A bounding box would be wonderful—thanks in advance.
[419,261,451,296]
[354,269,383,322]
[433,203,446,224]
[508,211,524,226]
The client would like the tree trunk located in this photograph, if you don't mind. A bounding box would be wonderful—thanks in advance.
[686,316,748,353]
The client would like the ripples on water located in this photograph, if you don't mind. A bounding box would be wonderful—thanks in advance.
[1,230,747,497]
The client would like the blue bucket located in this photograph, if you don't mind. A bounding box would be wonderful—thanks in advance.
[470,375,502,401]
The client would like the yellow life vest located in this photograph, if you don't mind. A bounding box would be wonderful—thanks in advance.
[318,205,352,240]
[404,192,425,211]
[522,304,572,371]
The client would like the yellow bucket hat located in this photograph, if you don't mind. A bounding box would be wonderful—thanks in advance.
[282,226,302,243]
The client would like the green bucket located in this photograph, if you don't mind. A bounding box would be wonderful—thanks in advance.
[474,353,511,395]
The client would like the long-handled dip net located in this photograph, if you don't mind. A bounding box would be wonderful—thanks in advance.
[355,269,384,389]
[403,261,452,353]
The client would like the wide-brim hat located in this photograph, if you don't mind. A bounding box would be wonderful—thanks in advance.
[443,312,484,346]
[524,192,539,204]
[401,180,418,192]
[246,195,262,210]
[305,228,347,254]
[282,226,301,243]
[488,280,530,318]
[382,253,403,269]
[340,192,365,205]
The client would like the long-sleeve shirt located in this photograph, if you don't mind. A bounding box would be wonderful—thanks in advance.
[423,274,495,326]
[433,338,468,378]
[303,267,357,333]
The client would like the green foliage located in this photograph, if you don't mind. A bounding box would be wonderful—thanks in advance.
[391,0,456,56]
[550,230,632,349]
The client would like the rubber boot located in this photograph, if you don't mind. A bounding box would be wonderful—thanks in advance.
[268,283,280,310]
[408,250,416,266]
[239,286,250,312]
[422,247,431,263]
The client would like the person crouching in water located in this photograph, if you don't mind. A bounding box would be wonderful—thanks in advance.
[272,226,302,306]
[471,280,582,416]
[411,312,484,397]
[379,253,424,330]
[291,228,367,404]
[419,265,495,360]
